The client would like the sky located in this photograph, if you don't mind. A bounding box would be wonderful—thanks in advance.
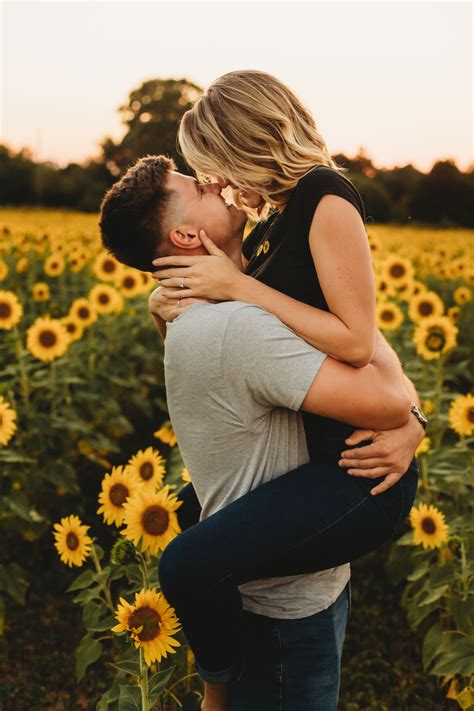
[1,0,472,172]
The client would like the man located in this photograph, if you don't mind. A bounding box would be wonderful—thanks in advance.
[99,155,424,711]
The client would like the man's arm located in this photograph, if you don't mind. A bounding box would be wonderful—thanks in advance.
[301,331,411,430]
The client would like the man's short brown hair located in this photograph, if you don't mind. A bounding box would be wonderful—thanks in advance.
[99,154,176,271]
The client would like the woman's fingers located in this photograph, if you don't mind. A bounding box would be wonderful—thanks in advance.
[199,230,223,255]
[152,255,208,267]
[152,267,193,280]
[158,278,194,289]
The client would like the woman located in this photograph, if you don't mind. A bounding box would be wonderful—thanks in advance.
[152,71,423,708]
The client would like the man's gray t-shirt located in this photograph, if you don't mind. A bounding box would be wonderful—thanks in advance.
[164,301,350,619]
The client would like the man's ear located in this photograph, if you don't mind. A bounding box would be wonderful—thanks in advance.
[168,225,202,250]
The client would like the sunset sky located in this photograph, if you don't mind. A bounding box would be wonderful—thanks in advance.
[1,0,472,172]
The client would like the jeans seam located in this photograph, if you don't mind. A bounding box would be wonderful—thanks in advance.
[274,622,283,711]
[392,482,405,534]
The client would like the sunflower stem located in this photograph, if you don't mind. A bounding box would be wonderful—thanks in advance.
[90,543,114,611]
[14,326,30,405]
[432,358,446,451]
[139,648,150,711]
[138,552,150,588]
[459,540,469,600]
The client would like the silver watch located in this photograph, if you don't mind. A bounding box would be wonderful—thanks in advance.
[411,405,428,430]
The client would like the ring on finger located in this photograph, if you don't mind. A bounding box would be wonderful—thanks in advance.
[180,277,186,288]
[177,300,181,308]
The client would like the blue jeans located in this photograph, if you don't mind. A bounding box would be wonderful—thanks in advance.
[159,457,418,684]
[230,583,350,711]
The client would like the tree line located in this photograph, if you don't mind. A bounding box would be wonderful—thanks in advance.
[1,78,472,226]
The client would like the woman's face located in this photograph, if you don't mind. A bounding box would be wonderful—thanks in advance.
[215,177,263,211]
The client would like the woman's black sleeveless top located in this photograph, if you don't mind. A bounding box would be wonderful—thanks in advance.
[243,165,367,463]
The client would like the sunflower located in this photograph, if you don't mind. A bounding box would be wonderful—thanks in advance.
[408,291,445,323]
[69,297,97,328]
[93,252,123,282]
[139,271,155,293]
[448,394,474,437]
[68,249,87,272]
[410,503,449,550]
[421,399,436,415]
[154,422,177,447]
[16,257,28,273]
[447,306,461,323]
[89,283,124,315]
[0,259,8,281]
[375,275,396,300]
[44,254,65,277]
[27,317,69,361]
[395,278,416,302]
[111,588,181,666]
[375,301,404,331]
[121,485,182,555]
[0,290,23,330]
[0,396,17,446]
[453,286,471,305]
[127,447,165,490]
[32,282,50,302]
[181,467,191,484]
[53,514,93,567]
[382,255,414,288]
[97,465,139,526]
[61,316,85,343]
[118,269,143,298]
[413,315,458,361]
[415,436,431,456]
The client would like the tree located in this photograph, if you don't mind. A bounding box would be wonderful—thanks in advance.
[101,78,203,177]
[409,160,474,227]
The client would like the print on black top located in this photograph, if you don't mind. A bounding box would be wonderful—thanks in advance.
[243,165,367,462]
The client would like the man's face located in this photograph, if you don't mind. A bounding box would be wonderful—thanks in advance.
[165,172,247,250]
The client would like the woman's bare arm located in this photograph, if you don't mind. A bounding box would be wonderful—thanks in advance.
[300,331,411,430]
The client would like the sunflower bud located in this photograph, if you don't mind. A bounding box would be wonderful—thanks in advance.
[111,538,137,565]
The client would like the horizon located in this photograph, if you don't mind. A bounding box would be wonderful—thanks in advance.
[1,1,472,172]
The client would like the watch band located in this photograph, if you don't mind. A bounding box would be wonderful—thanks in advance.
[411,405,428,430]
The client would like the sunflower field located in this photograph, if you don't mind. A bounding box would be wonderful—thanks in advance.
[0,208,473,710]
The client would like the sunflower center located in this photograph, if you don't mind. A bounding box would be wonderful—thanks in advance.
[103,259,116,273]
[99,293,110,304]
[124,277,135,289]
[128,606,161,642]
[426,329,446,352]
[0,302,12,318]
[421,517,436,534]
[390,265,405,278]
[419,302,433,316]
[78,307,90,319]
[109,483,129,507]
[381,309,394,322]
[467,407,474,424]
[139,462,154,481]
[66,322,77,333]
[66,532,79,550]
[142,505,169,535]
[39,330,57,347]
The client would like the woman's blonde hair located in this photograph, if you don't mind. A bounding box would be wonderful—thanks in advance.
[178,70,346,215]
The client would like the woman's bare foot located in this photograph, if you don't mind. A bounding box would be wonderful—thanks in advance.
[201,681,231,711]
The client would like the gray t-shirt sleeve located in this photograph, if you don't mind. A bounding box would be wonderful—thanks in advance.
[221,305,327,413]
